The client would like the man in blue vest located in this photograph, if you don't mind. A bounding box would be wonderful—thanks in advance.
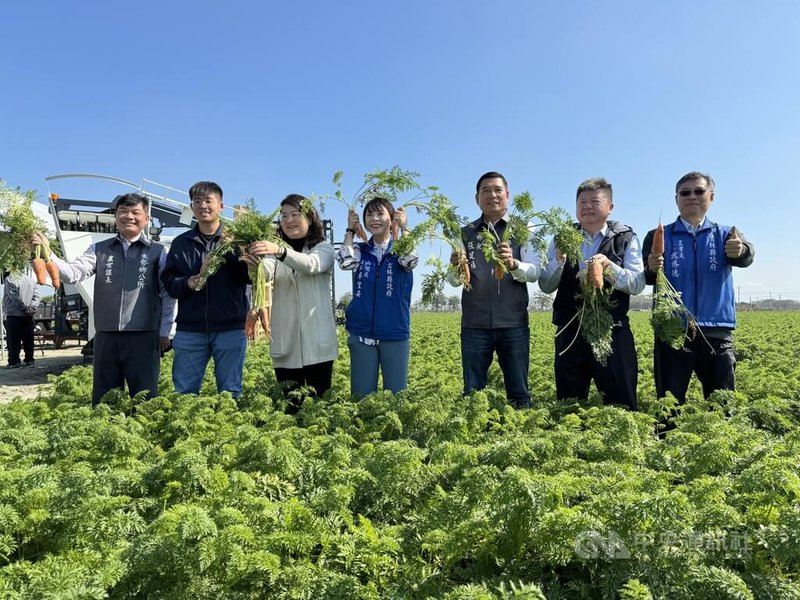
[33,193,175,406]
[448,171,541,408]
[539,177,644,410]
[643,171,754,402]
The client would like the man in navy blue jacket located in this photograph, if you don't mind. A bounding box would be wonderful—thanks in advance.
[642,171,755,403]
[162,181,250,398]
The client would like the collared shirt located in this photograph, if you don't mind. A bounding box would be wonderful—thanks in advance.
[680,216,707,235]
[539,224,645,295]
[52,234,176,336]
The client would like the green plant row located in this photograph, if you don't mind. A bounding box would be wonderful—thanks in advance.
[0,313,799,599]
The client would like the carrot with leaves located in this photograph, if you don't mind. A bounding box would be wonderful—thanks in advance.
[190,199,282,343]
[478,191,582,282]
[647,217,713,350]
[554,256,615,364]
[0,181,49,276]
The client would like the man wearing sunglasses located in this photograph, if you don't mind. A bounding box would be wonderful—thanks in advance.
[642,171,755,404]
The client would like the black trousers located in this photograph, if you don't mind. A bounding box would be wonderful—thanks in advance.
[554,321,638,410]
[92,330,161,407]
[654,335,735,403]
[274,361,334,413]
[5,315,35,366]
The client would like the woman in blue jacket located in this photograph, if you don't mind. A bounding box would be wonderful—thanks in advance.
[338,197,417,396]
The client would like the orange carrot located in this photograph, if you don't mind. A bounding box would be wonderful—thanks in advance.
[245,310,258,339]
[652,221,665,255]
[588,258,604,289]
[258,307,271,336]
[355,223,368,241]
[459,255,471,290]
[45,261,61,289]
[391,221,400,241]
[494,262,505,280]
[31,259,47,284]
[31,244,47,284]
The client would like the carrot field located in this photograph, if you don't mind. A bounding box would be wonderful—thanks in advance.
[0,311,798,599]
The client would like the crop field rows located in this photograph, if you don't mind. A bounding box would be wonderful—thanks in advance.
[0,312,798,599]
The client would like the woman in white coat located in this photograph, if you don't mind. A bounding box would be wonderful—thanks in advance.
[249,194,338,410]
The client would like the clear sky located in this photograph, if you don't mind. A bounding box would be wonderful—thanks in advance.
[2,0,797,303]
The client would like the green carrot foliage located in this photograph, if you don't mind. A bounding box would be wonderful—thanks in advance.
[0,181,47,273]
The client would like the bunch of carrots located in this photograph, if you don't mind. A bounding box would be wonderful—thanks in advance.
[398,192,471,290]
[478,192,582,282]
[555,257,615,364]
[31,243,60,288]
[0,182,56,283]
[244,264,271,341]
[193,200,282,342]
[649,220,718,350]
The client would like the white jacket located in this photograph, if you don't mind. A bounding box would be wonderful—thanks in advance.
[263,242,338,369]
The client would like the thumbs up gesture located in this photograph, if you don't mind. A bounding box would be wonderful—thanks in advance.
[725,225,744,258]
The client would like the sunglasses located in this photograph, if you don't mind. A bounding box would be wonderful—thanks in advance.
[678,188,708,197]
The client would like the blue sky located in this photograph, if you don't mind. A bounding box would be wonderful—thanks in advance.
[2,0,798,302]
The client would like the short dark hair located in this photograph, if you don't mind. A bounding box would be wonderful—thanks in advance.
[279,194,325,248]
[576,177,613,201]
[362,197,395,223]
[112,193,149,211]
[675,171,715,193]
[189,181,223,202]
[475,171,508,193]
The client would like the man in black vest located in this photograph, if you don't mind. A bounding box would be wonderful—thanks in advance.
[33,194,175,406]
[539,177,644,410]
[448,172,541,408]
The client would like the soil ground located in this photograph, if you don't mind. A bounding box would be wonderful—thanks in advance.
[0,341,87,403]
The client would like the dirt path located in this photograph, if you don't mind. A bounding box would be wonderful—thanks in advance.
[1,343,87,402]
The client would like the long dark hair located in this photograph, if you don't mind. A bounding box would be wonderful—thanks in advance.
[278,194,325,249]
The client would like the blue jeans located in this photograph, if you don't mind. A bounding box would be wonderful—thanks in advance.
[348,334,410,396]
[172,329,247,398]
[461,326,530,407]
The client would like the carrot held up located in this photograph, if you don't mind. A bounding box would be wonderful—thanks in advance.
[31,243,47,285]
[587,257,604,289]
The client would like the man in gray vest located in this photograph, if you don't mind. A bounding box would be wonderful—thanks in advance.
[539,177,644,410]
[448,171,541,408]
[33,193,175,406]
